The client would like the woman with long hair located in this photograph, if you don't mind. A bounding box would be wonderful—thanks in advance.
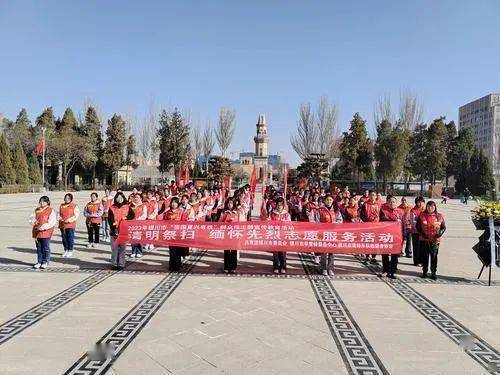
[417,201,446,280]
[107,192,130,270]
[58,193,80,257]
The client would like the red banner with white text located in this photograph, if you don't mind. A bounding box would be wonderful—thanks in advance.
[116,220,403,254]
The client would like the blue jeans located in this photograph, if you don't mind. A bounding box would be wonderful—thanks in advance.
[132,244,143,256]
[35,238,51,264]
[61,228,75,251]
[102,217,110,238]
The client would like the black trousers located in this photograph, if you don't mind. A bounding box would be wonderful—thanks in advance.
[420,241,439,274]
[86,222,100,243]
[273,252,287,270]
[404,232,412,256]
[224,250,237,271]
[382,254,399,275]
[412,234,421,265]
[169,246,183,271]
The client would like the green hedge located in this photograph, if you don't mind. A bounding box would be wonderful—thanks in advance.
[0,184,38,194]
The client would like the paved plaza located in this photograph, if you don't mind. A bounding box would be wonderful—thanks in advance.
[0,192,499,374]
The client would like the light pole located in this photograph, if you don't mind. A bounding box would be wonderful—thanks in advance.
[41,127,46,193]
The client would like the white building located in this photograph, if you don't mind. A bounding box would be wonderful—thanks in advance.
[459,93,500,190]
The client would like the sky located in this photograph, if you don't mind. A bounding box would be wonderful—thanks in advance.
[1,0,500,166]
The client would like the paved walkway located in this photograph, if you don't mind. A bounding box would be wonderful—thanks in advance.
[0,191,499,374]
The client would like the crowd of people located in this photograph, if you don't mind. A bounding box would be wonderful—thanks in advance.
[29,181,446,279]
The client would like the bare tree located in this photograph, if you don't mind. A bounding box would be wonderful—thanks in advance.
[202,121,215,174]
[290,102,318,161]
[192,121,202,161]
[398,90,424,130]
[136,101,158,162]
[374,94,395,127]
[215,108,236,157]
[316,96,339,160]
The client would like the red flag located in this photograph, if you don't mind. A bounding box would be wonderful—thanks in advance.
[184,160,190,186]
[283,166,288,196]
[35,139,45,156]
[176,165,184,188]
[249,165,257,193]
[298,177,308,189]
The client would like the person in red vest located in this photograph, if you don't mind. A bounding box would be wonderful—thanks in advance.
[268,198,291,274]
[83,192,104,248]
[410,196,426,266]
[379,195,405,279]
[30,196,57,269]
[360,190,381,265]
[58,193,80,257]
[219,197,241,273]
[107,192,130,270]
[143,190,159,250]
[164,197,191,271]
[359,190,370,205]
[101,188,114,243]
[343,197,361,223]
[417,201,446,280]
[128,194,147,258]
[398,197,412,257]
[315,195,343,276]
[169,180,178,196]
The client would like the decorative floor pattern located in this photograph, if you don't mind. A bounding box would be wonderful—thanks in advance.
[64,250,206,375]
[0,270,114,345]
[361,259,500,374]
[299,253,389,375]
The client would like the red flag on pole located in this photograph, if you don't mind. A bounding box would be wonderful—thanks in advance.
[184,160,190,186]
[283,165,288,196]
[35,139,45,156]
[249,165,257,193]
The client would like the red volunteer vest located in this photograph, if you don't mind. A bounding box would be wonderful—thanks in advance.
[363,201,380,222]
[32,207,54,239]
[130,204,146,220]
[220,210,239,222]
[102,198,112,218]
[344,206,360,222]
[418,212,444,243]
[270,211,291,221]
[164,208,188,221]
[109,204,129,234]
[59,203,77,229]
[381,206,403,222]
[410,206,425,233]
[86,202,101,224]
[318,206,338,223]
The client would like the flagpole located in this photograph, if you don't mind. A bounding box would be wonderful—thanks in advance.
[41,127,46,193]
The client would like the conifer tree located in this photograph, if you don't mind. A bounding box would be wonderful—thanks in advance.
[80,106,104,186]
[11,139,30,185]
[157,109,191,175]
[0,133,16,184]
[103,114,127,183]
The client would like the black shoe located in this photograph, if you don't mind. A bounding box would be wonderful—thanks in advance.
[117,266,124,271]
[111,265,119,271]
[370,258,378,265]
[405,253,412,258]
[388,274,397,279]
[430,274,437,280]
[421,273,428,279]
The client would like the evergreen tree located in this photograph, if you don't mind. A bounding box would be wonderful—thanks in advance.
[12,108,34,153]
[11,139,30,185]
[157,109,191,175]
[453,128,475,193]
[103,114,127,183]
[28,152,42,185]
[409,124,429,193]
[80,106,104,186]
[444,120,457,187]
[35,107,56,137]
[59,107,78,131]
[208,156,233,183]
[425,117,448,184]
[469,148,495,196]
[0,133,16,184]
[339,113,372,186]
[374,119,393,190]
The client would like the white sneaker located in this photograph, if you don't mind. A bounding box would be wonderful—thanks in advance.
[322,270,328,276]
[33,263,42,269]
[87,243,92,248]
[136,253,143,258]
[92,243,97,248]
[130,253,136,258]
[67,251,73,257]
[62,251,67,257]
[273,269,279,274]
[314,256,320,264]
[40,263,48,269]
[150,245,155,250]
[328,270,335,276]
[281,269,287,274]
